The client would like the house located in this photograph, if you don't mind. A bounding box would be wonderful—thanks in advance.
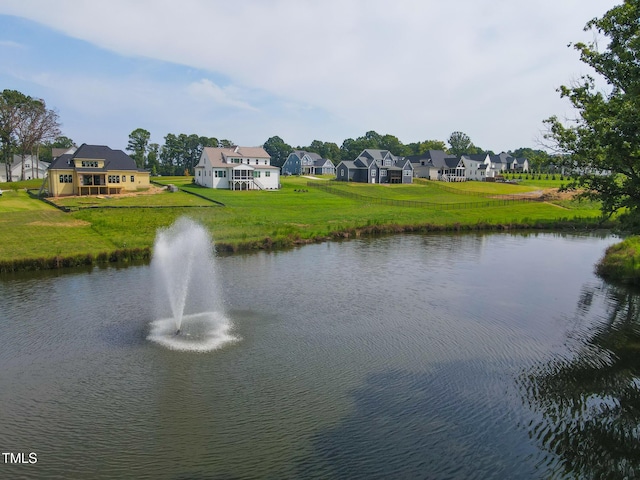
[485,152,526,176]
[407,150,465,181]
[408,150,457,180]
[461,153,491,181]
[282,150,336,176]
[336,149,413,184]
[511,157,530,172]
[0,155,50,182]
[47,144,150,197]
[194,146,280,190]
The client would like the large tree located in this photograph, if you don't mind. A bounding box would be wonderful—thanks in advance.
[544,0,640,223]
[447,131,474,157]
[263,136,292,168]
[0,90,32,181]
[127,128,151,169]
[303,139,341,163]
[14,97,61,180]
[406,139,448,156]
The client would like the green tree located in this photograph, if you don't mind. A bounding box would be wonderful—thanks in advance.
[263,136,292,168]
[510,147,552,173]
[406,140,448,155]
[38,136,75,162]
[379,134,411,156]
[147,142,160,176]
[304,140,341,163]
[52,136,75,149]
[447,131,473,157]
[544,1,640,223]
[127,128,151,168]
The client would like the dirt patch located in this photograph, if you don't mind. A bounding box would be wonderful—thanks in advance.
[116,186,166,197]
[538,188,577,201]
[505,188,577,201]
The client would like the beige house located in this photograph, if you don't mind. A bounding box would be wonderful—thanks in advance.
[47,144,150,197]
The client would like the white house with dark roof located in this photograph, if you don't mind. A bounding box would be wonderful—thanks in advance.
[461,153,491,181]
[47,144,150,196]
[194,146,280,190]
[336,149,413,184]
[281,151,336,176]
[486,152,529,177]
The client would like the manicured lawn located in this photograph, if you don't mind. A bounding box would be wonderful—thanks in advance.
[0,175,605,267]
[0,189,55,212]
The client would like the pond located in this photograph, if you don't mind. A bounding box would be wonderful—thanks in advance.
[1,230,639,479]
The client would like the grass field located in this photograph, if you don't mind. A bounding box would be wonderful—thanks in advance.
[0,176,606,270]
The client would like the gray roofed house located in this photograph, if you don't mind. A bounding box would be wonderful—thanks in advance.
[407,150,464,181]
[336,149,413,184]
[47,143,150,196]
[487,152,529,176]
[281,150,336,176]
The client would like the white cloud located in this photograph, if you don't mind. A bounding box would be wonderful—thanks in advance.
[186,79,257,111]
[0,0,620,150]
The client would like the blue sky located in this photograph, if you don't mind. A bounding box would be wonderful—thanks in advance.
[0,0,619,153]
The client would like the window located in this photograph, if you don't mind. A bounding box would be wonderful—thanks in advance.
[253,171,261,178]
[215,170,227,178]
[131,176,134,182]
[81,161,98,168]
[265,171,270,177]
[198,171,201,176]
[371,170,376,177]
[404,170,411,176]
[59,174,73,183]
[380,170,387,177]
[122,175,126,182]
[255,160,259,165]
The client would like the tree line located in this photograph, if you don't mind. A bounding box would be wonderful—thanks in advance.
[0,87,562,182]
[126,127,559,176]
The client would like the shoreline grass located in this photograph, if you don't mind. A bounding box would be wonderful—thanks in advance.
[0,176,609,273]
[595,236,640,285]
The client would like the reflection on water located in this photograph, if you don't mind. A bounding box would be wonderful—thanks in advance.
[523,281,640,479]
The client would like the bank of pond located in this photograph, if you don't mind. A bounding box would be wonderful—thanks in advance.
[0,218,616,275]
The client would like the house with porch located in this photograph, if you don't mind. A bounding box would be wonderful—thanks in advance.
[461,153,490,181]
[281,150,336,176]
[194,146,280,190]
[407,150,466,181]
[336,149,413,184]
[47,144,150,197]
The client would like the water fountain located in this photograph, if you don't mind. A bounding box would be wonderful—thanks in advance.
[147,217,237,352]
